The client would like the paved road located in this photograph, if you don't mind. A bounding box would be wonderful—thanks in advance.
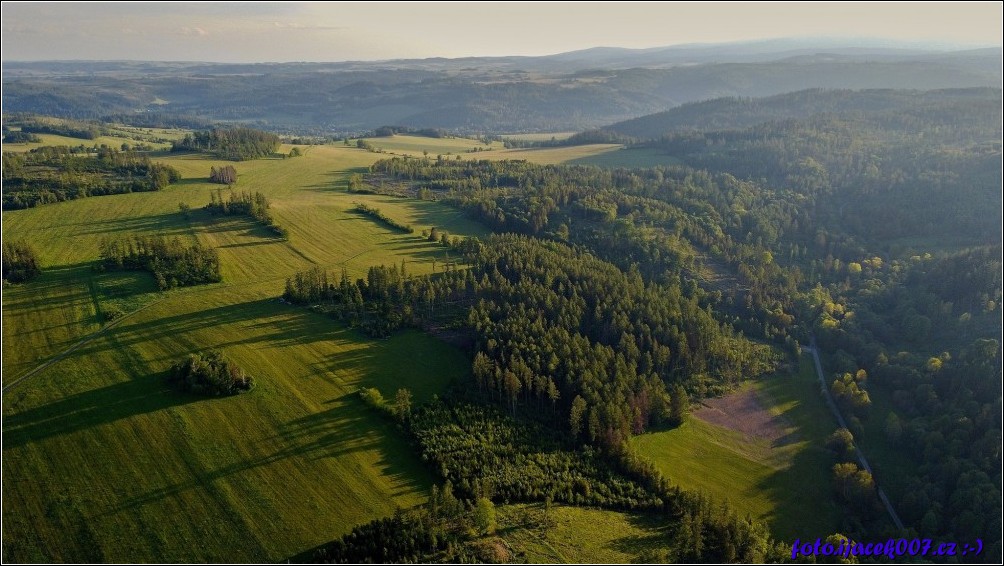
[803,339,906,531]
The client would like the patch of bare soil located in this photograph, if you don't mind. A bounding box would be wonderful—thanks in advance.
[694,386,798,447]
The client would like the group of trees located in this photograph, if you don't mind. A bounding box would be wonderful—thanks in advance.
[369,157,806,349]
[307,483,508,563]
[371,125,447,138]
[171,127,280,161]
[284,232,776,447]
[97,235,221,290]
[2,131,42,143]
[168,350,253,396]
[2,240,41,283]
[209,165,238,184]
[352,204,414,233]
[205,189,287,239]
[2,146,181,210]
[328,395,783,563]
[14,119,103,140]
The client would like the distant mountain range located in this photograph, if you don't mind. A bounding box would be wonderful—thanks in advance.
[3,40,1000,134]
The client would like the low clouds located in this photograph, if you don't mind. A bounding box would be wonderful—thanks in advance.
[177,27,210,38]
[272,22,344,31]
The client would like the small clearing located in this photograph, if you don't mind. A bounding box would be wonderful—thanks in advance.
[694,385,797,447]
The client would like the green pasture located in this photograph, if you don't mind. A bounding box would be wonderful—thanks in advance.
[2,144,481,562]
[631,354,841,540]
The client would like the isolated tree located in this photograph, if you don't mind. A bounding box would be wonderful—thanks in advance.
[473,497,496,534]
[394,388,413,421]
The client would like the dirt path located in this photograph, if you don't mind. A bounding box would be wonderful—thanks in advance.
[2,298,163,395]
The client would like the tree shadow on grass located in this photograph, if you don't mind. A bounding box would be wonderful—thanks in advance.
[605,512,671,560]
[71,211,191,237]
[753,444,841,541]
[99,391,431,517]
[2,373,198,449]
[0,262,96,312]
[302,167,369,193]
[71,298,353,362]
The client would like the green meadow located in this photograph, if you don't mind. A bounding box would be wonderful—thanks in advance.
[357,134,503,157]
[631,354,841,540]
[354,134,686,168]
[498,504,668,563]
[2,141,483,562]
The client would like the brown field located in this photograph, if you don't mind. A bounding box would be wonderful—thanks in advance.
[693,386,798,447]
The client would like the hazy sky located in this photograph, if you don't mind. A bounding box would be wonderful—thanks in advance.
[2,2,1001,62]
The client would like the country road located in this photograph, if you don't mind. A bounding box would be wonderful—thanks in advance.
[803,339,906,531]
[1,297,164,395]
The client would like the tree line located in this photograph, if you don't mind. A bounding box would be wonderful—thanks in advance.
[351,204,414,234]
[2,146,181,210]
[283,232,777,448]
[171,127,280,161]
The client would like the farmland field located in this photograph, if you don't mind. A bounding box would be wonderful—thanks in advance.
[2,142,484,562]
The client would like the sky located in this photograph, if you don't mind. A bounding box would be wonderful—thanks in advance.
[2,2,1001,63]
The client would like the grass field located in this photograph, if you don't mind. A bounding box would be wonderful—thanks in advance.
[631,354,841,540]
[2,143,485,562]
[3,122,184,153]
[569,145,684,168]
[356,134,503,158]
[498,504,667,563]
[498,132,576,142]
[348,134,688,169]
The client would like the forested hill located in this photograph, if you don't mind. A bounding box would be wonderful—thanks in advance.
[2,48,999,133]
[603,88,1002,248]
[605,87,1001,138]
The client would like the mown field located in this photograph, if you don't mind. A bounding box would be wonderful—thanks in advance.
[497,503,667,563]
[356,134,503,158]
[356,134,685,168]
[2,121,185,153]
[631,354,841,540]
[2,139,484,562]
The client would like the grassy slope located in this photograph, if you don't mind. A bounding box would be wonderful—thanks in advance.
[631,354,841,541]
[2,124,183,153]
[569,145,684,168]
[2,143,483,562]
[357,134,503,158]
[355,134,684,168]
[498,504,667,563]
